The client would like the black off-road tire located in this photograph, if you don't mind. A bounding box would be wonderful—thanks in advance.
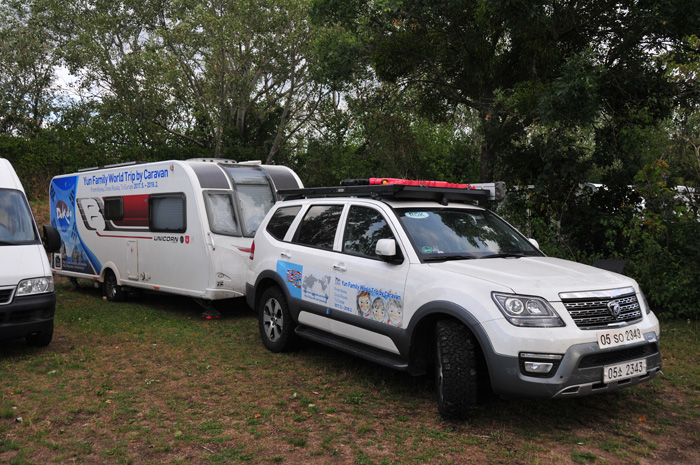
[103,269,125,302]
[258,286,299,353]
[434,319,480,420]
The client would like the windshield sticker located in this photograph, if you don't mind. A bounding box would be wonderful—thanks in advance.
[405,212,429,219]
[422,246,443,254]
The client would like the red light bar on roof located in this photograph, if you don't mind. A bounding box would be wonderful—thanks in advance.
[342,178,475,189]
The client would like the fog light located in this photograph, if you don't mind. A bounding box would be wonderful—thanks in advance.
[523,361,554,374]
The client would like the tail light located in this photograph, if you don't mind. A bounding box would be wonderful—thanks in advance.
[249,241,255,260]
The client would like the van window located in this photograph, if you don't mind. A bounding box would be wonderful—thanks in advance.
[0,189,38,244]
[150,194,186,232]
[221,166,275,237]
[266,206,301,240]
[294,205,342,250]
[204,192,239,236]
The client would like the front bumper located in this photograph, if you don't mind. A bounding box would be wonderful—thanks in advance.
[486,331,662,399]
[0,292,56,341]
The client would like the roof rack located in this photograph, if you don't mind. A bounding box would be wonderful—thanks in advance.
[278,181,505,203]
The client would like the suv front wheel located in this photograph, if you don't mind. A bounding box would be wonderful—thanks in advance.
[258,286,299,353]
[435,319,479,420]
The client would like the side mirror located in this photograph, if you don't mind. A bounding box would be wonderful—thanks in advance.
[376,238,397,262]
[528,238,540,249]
[43,225,62,253]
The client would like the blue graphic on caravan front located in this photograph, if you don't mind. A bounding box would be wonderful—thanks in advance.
[49,176,102,275]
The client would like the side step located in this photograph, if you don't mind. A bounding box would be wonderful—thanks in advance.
[295,325,409,371]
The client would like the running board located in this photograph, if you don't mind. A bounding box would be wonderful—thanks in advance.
[295,326,409,371]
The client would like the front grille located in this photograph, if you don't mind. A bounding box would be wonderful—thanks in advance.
[0,288,13,305]
[578,343,658,368]
[561,288,642,329]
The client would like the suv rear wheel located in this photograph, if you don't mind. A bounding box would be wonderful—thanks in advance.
[435,319,479,420]
[258,286,298,352]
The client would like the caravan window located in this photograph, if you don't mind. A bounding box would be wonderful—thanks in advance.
[221,166,275,237]
[150,194,186,232]
[103,197,124,221]
[204,192,239,236]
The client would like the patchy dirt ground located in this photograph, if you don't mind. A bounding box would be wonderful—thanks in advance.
[2,202,697,464]
[2,284,699,465]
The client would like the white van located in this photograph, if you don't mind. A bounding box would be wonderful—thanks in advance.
[1,158,61,346]
[49,159,302,314]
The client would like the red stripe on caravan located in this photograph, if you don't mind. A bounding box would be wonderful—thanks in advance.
[95,232,152,239]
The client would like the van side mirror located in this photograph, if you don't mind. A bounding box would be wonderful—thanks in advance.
[376,238,398,262]
[528,238,540,249]
[43,225,61,253]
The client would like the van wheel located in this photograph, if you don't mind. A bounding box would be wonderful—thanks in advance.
[104,270,125,302]
[26,323,54,347]
[434,319,479,420]
[258,286,298,352]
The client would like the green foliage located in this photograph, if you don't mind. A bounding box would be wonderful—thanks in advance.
[2,0,700,317]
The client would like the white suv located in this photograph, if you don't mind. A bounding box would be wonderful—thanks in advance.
[246,181,662,419]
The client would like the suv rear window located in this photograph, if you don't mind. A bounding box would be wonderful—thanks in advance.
[294,205,342,249]
[266,206,301,240]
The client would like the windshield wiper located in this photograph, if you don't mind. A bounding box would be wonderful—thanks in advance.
[423,254,477,262]
[479,252,525,259]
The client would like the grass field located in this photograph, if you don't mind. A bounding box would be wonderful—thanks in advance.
[1,277,699,465]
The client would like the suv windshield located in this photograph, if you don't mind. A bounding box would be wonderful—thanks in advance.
[397,208,542,260]
[0,189,39,245]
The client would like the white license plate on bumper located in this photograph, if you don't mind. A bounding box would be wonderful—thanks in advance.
[597,327,644,349]
[603,358,647,383]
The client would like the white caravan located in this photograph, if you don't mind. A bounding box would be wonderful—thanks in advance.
[1,158,61,345]
[49,159,302,313]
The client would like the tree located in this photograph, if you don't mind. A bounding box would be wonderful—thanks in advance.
[0,0,58,136]
[310,0,698,185]
[38,0,327,162]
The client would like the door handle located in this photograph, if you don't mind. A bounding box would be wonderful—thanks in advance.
[280,251,291,259]
[333,264,347,272]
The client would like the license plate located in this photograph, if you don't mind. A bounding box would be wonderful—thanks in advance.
[597,327,644,349]
[603,358,647,383]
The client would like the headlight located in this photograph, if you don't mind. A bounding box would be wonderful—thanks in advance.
[16,277,54,296]
[639,290,651,315]
[492,292,565,327]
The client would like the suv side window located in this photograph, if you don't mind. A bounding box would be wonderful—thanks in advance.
[342,205,402,260]
[294,205,342,249]
[266,206,301,240]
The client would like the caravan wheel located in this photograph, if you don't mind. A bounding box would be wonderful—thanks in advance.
[104,270,125,302]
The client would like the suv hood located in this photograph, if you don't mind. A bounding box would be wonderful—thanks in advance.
[428,256,635,301]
